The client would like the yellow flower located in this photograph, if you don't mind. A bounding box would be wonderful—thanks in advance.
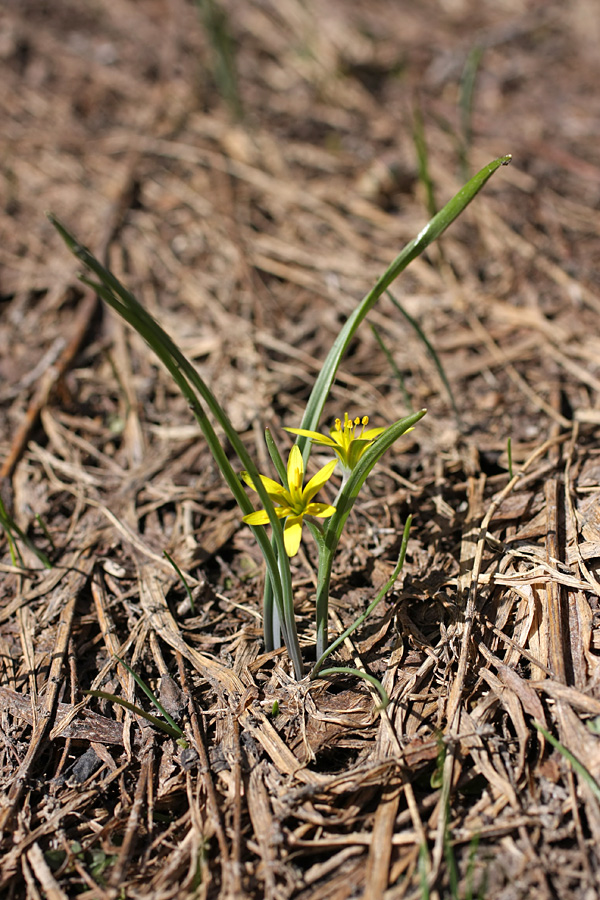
[241,445,337,557]
[285,413,385,473]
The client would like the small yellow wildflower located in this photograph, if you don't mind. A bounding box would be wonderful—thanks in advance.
[285,413,385,473]
[241,445,337,557]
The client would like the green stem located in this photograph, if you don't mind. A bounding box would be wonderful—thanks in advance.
[315,546,334,661]
[312,515,412,678]
[315,411,425,656]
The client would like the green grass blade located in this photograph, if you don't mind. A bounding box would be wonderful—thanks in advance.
[195,0,243,121]
[262,571,278,651]
[0,518,21,567]
[533,720,600,803]
[264,427,288,486]
[465,833,481,900]
[35,514,56,553]
[369,323,412,409]
[0,495,52,569]
[163,551,195,615]
[49,215,304,678]
[296,155,511,461]
[445,828,460,900]
[261,427,287,648]
[413,104,437,218]
[312,515,411,677]
[85,690,185,742]
[78,264,299,664]
[114,654,183,735]
[418,843,431,900]
[387,289,462,429]
[314,667,389,709]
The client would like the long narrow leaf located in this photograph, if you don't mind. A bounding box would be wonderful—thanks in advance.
[115,654,182,735]
[413,105,437,218]
[85,690,185,742]
[296,155,511,461]
[0,496,52,569]
[325,409,426,548]
[369,323,412,409]
[163,551,196,615]
[386,290,462,429]
[533,721,600,803]
[312,515,411,678]
[314,667,389,709]
[313,409,425,656]
[50,215,304,677]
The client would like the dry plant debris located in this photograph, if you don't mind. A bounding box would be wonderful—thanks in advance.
[2,1,600,898]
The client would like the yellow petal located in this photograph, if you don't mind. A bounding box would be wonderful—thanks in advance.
[287,444,304,494]
[329,430,347,447]
[305,503,336,518]
[284,427,336,448]
[242,510,271,525]
[239,470,256,488]
[243,507,288,526]
[240,470,285,495]
[360,427,386,440]
[283,516,303,556]
[303,458,338,503]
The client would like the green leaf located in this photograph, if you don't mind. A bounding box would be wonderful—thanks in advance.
[49,214,304,679]
[163,551,195,615]
[312,410,424,658]
[386,290,461,429]
[0,495,52,569]
[114,654,183,736]
[313,667,389,709]
[412,104,437,218]
[533,720,600,803]
[85,690,186,743]
[312,515,411,677]
[325,409,426,547]
[265,428,288,486]
[296,155,511,461]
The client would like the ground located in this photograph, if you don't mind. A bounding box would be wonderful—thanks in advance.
[2,0,600,898]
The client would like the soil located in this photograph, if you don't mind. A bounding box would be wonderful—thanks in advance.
[2,1,600,898]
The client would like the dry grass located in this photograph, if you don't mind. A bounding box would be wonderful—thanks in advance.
[2,1,600,897]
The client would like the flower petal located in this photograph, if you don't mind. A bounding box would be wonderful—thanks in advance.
[242,509,271,525]
[347,438,376,470]
[283,516,303,556]
[286,444,304,500]
[240,470,286,495]
[329,430,348,448]
[303,458,338,504]
[284,427,336,448]
[243,505,289,526]
[305,503,336,518]
[361,427,386,440]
